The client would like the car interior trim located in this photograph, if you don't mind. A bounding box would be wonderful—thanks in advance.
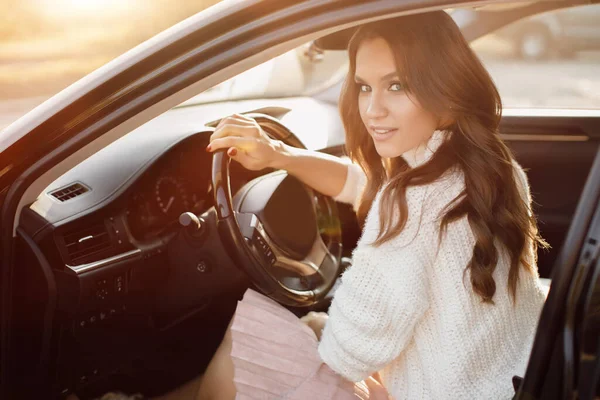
[65,248,142,275]
[15,227,57,376]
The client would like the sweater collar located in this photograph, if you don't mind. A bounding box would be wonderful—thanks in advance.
[401,130,448,168]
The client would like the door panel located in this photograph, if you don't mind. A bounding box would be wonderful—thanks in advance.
[501,113,599,278]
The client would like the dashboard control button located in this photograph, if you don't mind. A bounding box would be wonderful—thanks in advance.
[196,261,208,273]
[96,279,110,301]
[96,288,108,301]
[115,275,124,294]
[252,232,276,265]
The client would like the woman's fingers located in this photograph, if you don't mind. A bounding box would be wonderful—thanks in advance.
[364,376,392,399]
[227,147,264,171]
[299,311,328,340]
[299,311,328,322]
[207,136,255,153]
[210,124,258,141]
[215,115,255,131]
[207,114,277,171]
[217,113,253,126]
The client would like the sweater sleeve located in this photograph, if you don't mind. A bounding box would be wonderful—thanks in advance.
[317,226,433,382]
[332,159,367,212]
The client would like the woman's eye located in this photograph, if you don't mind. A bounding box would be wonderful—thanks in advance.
[358,84,371,93]
[389,82,404,91]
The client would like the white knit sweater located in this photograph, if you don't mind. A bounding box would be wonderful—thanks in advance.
[317,130,547,399]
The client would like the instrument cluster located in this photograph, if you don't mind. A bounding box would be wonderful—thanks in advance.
[126,141,212,241]
[125,134,259,241]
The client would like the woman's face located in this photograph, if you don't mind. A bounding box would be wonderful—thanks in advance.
[355,37,438,158]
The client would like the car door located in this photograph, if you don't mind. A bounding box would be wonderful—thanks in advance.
[470,4,600,278]
[469,7,600,397]
[500,114,598,278]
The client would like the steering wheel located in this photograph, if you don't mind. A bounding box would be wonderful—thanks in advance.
[211,114,343,307]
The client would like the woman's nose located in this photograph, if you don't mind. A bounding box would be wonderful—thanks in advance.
[365,92,387,119]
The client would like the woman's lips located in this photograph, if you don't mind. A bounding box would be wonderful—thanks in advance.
[370,127,397,141]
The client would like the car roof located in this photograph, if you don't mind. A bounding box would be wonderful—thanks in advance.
[314,0,593,50]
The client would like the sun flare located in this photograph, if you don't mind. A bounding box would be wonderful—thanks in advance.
[34,0,144,19]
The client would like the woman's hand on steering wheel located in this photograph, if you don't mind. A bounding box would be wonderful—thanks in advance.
[206,113,286,171]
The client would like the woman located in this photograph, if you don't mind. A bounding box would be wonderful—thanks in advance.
[88,10,547,400]
[197,10,549,400]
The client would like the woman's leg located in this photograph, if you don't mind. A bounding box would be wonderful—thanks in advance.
[152,316,236,400]
[65,311,387,400]
[193,318,236,400]
[151,375,204,400]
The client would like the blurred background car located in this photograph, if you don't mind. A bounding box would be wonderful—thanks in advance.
[493,3,600,60]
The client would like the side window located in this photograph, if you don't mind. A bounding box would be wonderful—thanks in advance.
[471,4,600,109]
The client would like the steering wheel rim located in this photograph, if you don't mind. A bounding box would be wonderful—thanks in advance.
[211,114,343,307]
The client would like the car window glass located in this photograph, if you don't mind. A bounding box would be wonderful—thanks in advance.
[470,4,600,109]
[184,43,348,105]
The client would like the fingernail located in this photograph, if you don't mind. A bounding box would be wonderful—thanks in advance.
[228,148,237,156]
[206,145,211,152]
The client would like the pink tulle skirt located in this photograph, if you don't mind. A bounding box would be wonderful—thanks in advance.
[230,288,391,400]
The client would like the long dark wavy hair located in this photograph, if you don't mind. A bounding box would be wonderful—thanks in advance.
[339,11,547,303]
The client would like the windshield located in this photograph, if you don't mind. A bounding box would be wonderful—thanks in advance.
[180,43,348,106]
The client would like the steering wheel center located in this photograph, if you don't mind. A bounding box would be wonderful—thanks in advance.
[234,172,318,260]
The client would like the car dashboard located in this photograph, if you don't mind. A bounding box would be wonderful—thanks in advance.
[12,98,357,398]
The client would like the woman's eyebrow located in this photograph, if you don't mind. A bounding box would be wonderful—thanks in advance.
[354,72,400,83]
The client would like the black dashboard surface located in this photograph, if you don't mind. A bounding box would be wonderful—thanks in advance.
[27,97,344,230]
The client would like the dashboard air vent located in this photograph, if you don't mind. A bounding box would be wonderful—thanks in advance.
[50,183,89,202]
[63,221,111,265]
